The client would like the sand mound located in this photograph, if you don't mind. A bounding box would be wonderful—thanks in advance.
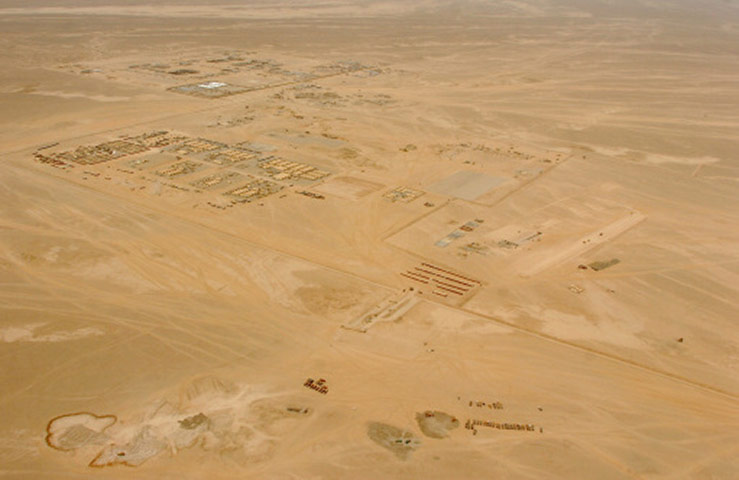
[45,412,116,451]
[178,412,209,430]
[295,286,364,315]
[173,412,211,450]
[178,375,238,408]
[367,422,421,460]
[249,398,314,437]
[45,382,317,469]
[415,411,460,439]
[588,258,620,271]
[89,426,166,467]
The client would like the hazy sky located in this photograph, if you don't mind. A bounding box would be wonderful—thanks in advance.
[0,0,737,23]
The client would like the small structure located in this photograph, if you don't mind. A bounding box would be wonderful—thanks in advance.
[190,171,242,190]
[468,400,503,409]
[204,148,256,166]
[155,160,202,178]
[168,82,249,98]
[44,140,148,166]
[464,419,537,432]
[223,178,282,203]
[297,191,325,199]
[435,220,483,248]
[256,157,330,183]
[343,290,419,332]
[383,186,424,203]
[169,138,226,155]
[303,378,328,394]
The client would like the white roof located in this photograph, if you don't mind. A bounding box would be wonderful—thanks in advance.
[198,81,227,89]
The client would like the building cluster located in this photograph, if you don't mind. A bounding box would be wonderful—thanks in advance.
[436,219,484,248]
[468,400,503,410]
[37,140,146,166]
[190,171,242,190]
[312,60,372,75]
[257,157,330,182]
[124,131,185,148]
[33,152,73,169]
[156,160,201,178]
[496,231,542,250]
[169,138,226,156]
[297,191,325,199]
[168,82,248,98]
[303,378,328,395]
[383,186,425,203]
[205,148,257,166]
[224,178,282,203]
[35,131,186,169]
[32,130,333,210]
[465,419,537,432]
[400,262,481,299]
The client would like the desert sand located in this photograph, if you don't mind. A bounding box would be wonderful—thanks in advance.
[1,1,738,478]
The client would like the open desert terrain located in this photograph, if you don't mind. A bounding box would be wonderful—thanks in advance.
[1,1,738,478]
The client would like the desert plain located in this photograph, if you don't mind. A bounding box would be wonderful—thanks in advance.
[1,1,738,478]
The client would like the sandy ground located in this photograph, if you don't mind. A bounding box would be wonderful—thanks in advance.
[1,1,738,478]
